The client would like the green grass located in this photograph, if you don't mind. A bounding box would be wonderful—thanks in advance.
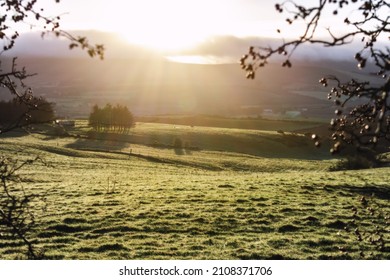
[136,115,324,132]
[0,122,389,260]
[66,120,330,159]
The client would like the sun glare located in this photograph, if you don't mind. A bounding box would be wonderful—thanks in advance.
[119,25,208,53]
[113,0,266,53]
[116,0,223,53]
[38,0,297,54]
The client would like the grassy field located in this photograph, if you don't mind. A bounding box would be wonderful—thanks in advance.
[0,121,389,260]
[136,115,325,132]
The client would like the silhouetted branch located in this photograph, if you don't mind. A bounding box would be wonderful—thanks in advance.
[242,0,390,154]
[0,156,47,259]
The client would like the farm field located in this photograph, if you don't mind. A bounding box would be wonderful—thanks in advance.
[136,115,325,132]
[0,121,389,260]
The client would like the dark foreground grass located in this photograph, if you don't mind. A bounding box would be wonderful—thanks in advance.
[0,127,389,260]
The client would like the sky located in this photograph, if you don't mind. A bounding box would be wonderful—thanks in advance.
[9,0,389,63]
[31,0,315,52]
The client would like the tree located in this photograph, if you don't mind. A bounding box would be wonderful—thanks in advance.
[241,0,389,155]
[88,104,100,131]
[0,97,55,130]
[88,104,135,133]
[0,0,104,134]
[0,0,104,258]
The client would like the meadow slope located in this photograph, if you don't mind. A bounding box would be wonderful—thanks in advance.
[0,122,389,259]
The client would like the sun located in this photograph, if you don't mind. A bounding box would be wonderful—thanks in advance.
[119,22,209,53]
[115,0,223,53]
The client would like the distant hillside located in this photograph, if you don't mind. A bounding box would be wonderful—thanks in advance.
[0,56,382,118]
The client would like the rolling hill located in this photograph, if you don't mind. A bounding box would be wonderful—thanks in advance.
[1,55,382,118]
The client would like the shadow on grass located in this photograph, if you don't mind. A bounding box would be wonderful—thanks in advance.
[96,243,127,252]
[66,137,128,152]
[174,147,184,155]
[0,128,29,138]
[47,224,92,233]
[325,185,390,200]
[238,253,292,260]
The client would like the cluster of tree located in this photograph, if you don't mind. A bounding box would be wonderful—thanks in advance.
[88,104,134,133]
[0,97,55,131]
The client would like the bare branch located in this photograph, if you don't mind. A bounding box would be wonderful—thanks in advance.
[241,0,390,154]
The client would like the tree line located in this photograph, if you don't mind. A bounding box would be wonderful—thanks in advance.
[88,104,134,133]
[0,97,55,131]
